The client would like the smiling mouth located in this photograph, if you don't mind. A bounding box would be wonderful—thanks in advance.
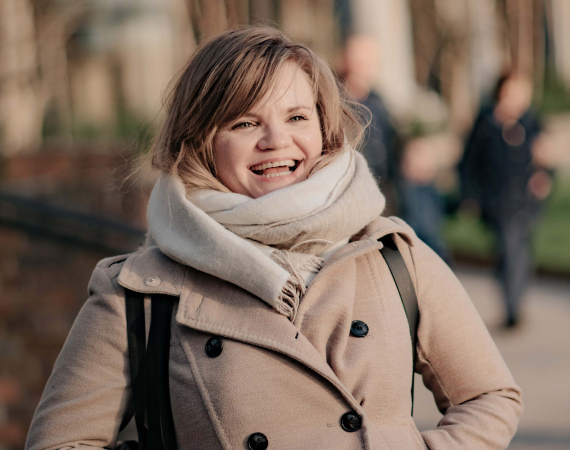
[249,159,300,178]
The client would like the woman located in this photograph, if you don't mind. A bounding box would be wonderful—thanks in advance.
[26,27,522,450]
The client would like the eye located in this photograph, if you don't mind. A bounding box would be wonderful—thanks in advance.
[289,115,307,122]
[232,121,255,130]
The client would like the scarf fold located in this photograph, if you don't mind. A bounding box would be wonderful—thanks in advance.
[147,150,385,321]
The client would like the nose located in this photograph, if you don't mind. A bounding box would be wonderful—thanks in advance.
[257,122,292,151]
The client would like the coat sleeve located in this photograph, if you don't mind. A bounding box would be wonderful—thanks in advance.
[404,235,523,449]
[25,260,134,450]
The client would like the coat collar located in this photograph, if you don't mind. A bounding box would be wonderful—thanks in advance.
[117,246,186,297]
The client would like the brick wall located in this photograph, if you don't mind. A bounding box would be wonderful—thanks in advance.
[0,150,150,449]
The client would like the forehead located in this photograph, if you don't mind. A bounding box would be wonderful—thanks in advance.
[249,61,315,113]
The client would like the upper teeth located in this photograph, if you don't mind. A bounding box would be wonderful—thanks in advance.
[250,159,296,172]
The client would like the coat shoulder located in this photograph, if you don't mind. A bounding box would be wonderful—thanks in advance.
[94,252,138,284]
[96,252,135,270]
[362,215,418,247]
[385,216,418,239]
[88,252,139,299]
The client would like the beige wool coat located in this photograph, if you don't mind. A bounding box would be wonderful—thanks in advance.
[26,216,522,450]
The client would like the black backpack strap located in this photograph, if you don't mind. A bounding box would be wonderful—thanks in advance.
[146,295,176,450]
[379,234,419,415]
[125,291,177,450]
[125,290,148,450]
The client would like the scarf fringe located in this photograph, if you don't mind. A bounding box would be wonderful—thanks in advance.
[298,255,324,273]
[271,250,323,322]
[277,277,301,322]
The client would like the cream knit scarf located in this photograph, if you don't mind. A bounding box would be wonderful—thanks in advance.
[147,150,385,321]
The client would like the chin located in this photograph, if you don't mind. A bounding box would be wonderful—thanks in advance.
[249,177,302,198]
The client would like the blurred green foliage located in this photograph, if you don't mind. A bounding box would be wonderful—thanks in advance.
[537,69,570,114]
[114,107,155,154]
[445,172,570,274]
[43,105,154,153]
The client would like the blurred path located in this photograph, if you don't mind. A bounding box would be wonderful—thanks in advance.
[413,265,570,450]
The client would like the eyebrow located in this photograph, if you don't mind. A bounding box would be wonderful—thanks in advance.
[286,105,313,113]
[237,105,313,120]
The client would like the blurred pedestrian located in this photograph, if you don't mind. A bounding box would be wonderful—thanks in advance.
[340,35,399,214]
[459,72,554,328]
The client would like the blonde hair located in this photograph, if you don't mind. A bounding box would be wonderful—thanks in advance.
[152,26,365,192]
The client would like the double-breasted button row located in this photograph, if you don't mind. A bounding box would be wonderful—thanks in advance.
[204,339,267,448]
[205,336,359,441]
[248,432,268,450]
[205,337,223,357]
[340,411,362,432]
[350,320,369,337]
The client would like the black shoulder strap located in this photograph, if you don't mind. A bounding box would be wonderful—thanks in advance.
[125,290,177,450]
[146,295,176,450]
[125,290,148,450]
[379,234,419,415]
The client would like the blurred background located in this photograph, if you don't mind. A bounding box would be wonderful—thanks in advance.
[0,0,569,449]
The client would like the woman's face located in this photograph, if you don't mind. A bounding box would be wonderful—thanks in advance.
[213,61,323,198]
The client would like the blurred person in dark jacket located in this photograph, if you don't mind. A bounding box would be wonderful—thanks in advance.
[340,35,399,214]
[459,72,553,328]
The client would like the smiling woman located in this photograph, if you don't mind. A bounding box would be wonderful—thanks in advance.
[26,27,522,450]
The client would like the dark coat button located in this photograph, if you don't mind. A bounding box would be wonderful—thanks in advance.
[248,432,268,450]
[350,320,369,337]
[205,337,223,357]
[340,411,362,432]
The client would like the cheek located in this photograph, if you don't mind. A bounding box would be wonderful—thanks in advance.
[307,125,324,157]
[294,123,323,158]
[214,138,242,177]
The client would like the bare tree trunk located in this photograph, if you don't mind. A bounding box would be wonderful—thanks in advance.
[196,0,228,39]
[311,0,336,58]
[0,0,44,154]
[409,0,474,132]
[533,0,546,98]
[170,0,198,68]
[249,0,278,25]
[550,0,570,87]
[280,0,335,58]
[225,0,249,28]
[409,0,439,87]
[436,0,474,133]
[518,0,534,75]
[37,11,74,144]
[505,0,534,75]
